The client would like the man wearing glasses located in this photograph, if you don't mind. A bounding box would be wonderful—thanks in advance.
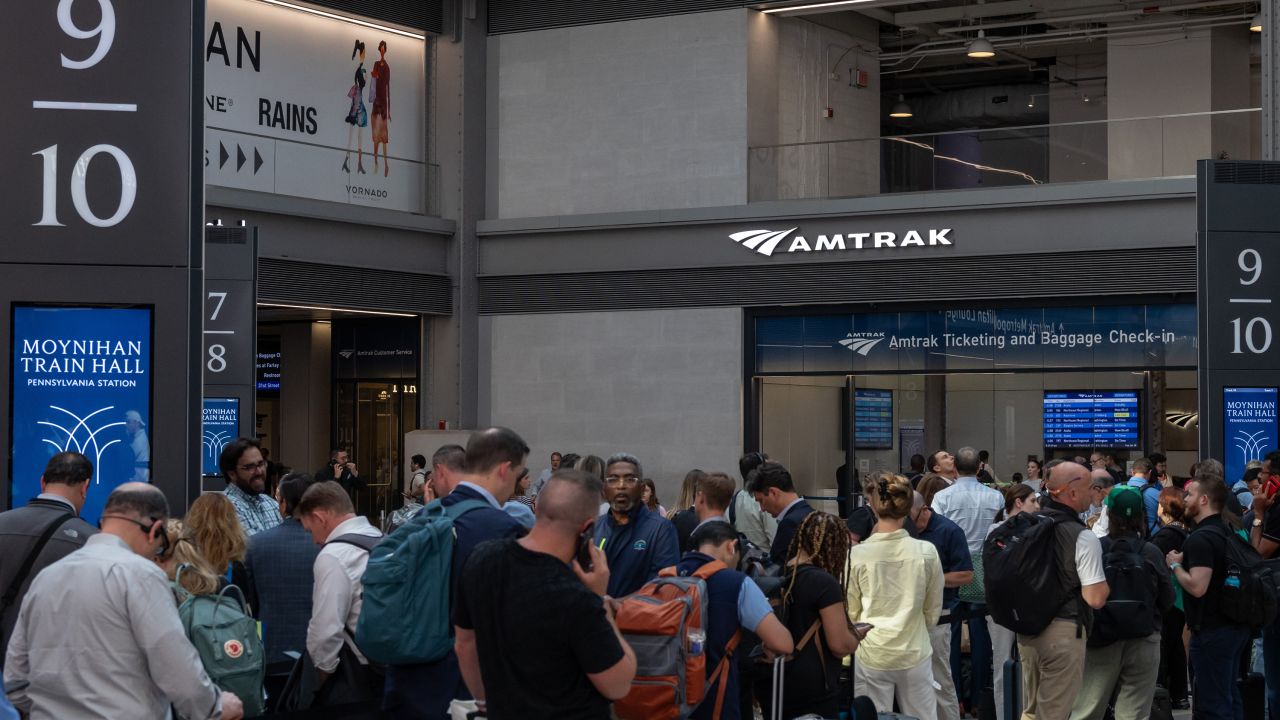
[592,453,680,597]
[4,483,244,720]
[220,438,282,536]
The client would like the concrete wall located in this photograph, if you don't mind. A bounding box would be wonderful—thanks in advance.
[276,321,332,473]
[494,10,750,218]
[1049,54,1108,183]
[486,308,744,502]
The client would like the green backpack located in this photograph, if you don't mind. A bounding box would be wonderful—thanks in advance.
[172,566,266,717]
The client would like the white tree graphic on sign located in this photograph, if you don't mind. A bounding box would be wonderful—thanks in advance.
[38,405,124,486]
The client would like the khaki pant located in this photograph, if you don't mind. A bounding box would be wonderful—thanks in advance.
[854,655,939,720]
[1018,619,1087,720]
[929,623,962,720]
[1070,632,1161,720]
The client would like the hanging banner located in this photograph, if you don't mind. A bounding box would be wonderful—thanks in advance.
[202,398,240,477]
[11,307,153,524]
[1223,387,1279,486]
[204,0,427,212]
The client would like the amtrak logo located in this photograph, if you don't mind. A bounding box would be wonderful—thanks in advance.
[339,349,356,360]
[839,333,887,356]
[1165,411,1199,430]
[633,539,648,551]
[729,227,953,257]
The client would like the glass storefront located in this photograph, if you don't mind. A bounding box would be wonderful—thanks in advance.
[748,301,1198,507]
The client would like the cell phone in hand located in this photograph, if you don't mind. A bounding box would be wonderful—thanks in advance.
[575,526,595,572]
[852,622,874,639]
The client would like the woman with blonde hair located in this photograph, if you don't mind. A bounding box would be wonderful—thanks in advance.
[184,493,248,580]
[156,519,221,596]
[847,473,944,720]
[760,511,860,719]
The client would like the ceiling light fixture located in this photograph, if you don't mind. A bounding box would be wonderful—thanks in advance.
[256,0,426,40]
[889,94,913,118]
[257,302,418,318]
[967,30,997,59]
[1252,13,1263,32]
[759,0,879,13]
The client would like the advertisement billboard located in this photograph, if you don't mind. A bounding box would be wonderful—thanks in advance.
[202,398,240,477]
[10,306,153,523]
[1223,387,1279,487]
[204,0,427,213]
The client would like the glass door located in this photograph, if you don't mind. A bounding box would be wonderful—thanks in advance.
[334,381,419,524]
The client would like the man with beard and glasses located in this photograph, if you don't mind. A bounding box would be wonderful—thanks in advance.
[221,438,281,536]
[592,453,680,597]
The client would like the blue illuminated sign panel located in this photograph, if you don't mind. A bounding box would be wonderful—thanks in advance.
[1223,387,1279,486]
[855,389,894,449]
[11,306,152,523]
[202,398,240,477]
[1043,391,1140,449]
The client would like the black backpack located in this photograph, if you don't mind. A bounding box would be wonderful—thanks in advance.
[984,510,1078,636]
[1088,535,1158,647]
[1202,524,1280,630]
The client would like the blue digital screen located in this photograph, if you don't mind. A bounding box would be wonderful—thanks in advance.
[1224,387,1279,485]
[202,398,239,477]
[11,306,153,524]
[855,389,894,449]
[256,336,280,392]
[1043,391,1140,449]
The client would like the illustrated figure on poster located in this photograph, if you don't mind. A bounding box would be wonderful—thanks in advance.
[369,40,391,177]
[124,409,150,482]
[342,40,368,174]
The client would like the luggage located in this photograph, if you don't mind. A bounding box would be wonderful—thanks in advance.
[173,570,266,717]
[1089,535,1160,647]
[1240,671,1265,720]
[613,561,726,720]
[355,498,488,664]
[1002,646,1022,720]
[1150,686,1173,720]
[769,656,785,720]
[984,511,1080,635]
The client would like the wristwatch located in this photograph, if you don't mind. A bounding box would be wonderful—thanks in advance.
[1170,562,1182,571]
[1255,518,1265,527]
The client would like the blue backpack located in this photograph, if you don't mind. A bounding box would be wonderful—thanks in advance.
[355,498,490,664]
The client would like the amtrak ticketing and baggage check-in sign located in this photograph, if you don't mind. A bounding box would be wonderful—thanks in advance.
[1,1,202,515]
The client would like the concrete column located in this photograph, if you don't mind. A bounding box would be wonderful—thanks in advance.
[1265,0,1279,159]
[925,375,946,454]
[279,321,331,471]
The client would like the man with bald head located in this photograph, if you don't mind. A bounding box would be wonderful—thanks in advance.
[1088,468,1118,537]
[5,483,243,719]
[455,469,637,718]
[1016,461,1109,720]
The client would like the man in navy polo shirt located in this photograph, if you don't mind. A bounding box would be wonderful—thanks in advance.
[909,490,973,720]
[678,522,794,720]
[746,462,814,565]
[382,428,529,720]
[593,453,680,597]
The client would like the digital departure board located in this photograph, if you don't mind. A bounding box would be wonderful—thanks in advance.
[1043,391,1140,449]
[855,389,894,449]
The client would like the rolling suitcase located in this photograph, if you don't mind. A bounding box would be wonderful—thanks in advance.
[1149,686,1173,720]
[1002,645,1022,720]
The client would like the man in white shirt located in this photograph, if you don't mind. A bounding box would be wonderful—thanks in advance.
[5,483,242,720]
[299,481,384,688]
[928,450,960,483]
[532,451,561,497]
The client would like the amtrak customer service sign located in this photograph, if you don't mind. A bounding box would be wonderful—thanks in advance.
[11,307,152,523]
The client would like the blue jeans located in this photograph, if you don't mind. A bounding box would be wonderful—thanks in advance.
[950,602,993,711]
[1190,625,1251,720]
[1263,621,1280,720]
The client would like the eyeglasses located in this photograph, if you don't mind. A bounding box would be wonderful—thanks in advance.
[101,514,170,557]
[605,474,640,486]
[239,461,266,472]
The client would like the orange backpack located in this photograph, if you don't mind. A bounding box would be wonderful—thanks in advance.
[613,561,741,720]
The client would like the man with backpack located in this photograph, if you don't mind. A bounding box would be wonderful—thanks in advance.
[988,460,1109,720]
[381,428,529,720]
[1125,458,1162,536]
[454,468,636,719]
[1173,473,1262,720]
[4,483,243,720]
[1249,450,1280,720]
[299,480,385,704]
[1071,487,1174,720]
[0,452,97,668]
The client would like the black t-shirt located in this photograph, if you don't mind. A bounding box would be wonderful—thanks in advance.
[453,538,625,720]
[1182,514,1234,631]
[1151,523,1189,556]
[778,565,844,718]
[846,506,876,543]
[672,507,699,554]
[1261,503,1280,547]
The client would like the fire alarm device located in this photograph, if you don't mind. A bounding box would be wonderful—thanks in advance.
[824,107,834,118]
[853,69,869,88]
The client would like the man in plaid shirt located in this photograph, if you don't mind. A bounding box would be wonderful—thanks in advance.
[221,438,282,536]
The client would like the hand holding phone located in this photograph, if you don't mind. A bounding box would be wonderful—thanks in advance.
[575,526,595,573]
[852,622,874,640]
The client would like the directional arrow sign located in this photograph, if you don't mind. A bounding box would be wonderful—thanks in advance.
[253,148,263,175]
[236,145,246,172]
[219,142,229,169]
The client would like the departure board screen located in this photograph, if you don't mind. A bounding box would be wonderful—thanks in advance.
[855,389,894,449]
[1043,391,1140,449]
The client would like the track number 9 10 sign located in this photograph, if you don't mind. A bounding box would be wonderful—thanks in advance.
[32,0,137,229]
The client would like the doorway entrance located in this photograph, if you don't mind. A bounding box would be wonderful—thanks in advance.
[334,381,419,524]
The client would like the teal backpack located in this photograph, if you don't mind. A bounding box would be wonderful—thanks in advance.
[355,498,489,664]
[173,566,266,717]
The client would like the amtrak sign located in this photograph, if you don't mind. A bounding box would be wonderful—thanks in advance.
[730,227,953,257]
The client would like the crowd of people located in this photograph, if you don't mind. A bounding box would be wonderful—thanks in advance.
[0,433,1276,720]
